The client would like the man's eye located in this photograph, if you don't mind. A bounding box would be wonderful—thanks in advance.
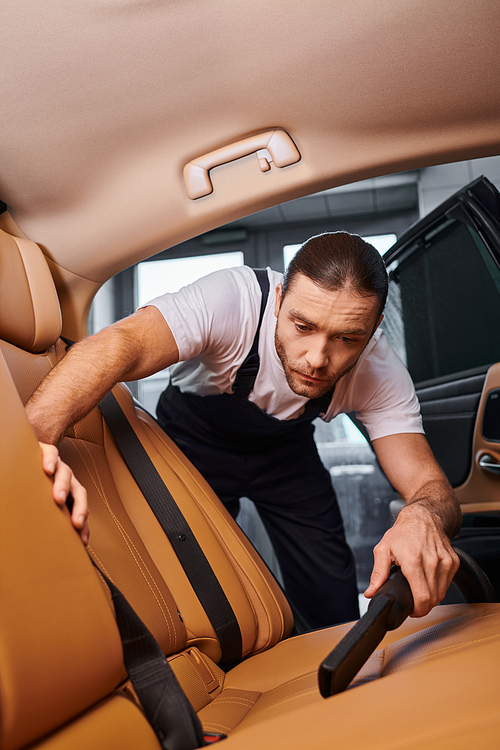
[295,323,310,332]
[340,337,356,344]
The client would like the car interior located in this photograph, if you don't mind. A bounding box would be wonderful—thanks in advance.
[1,1,500,748]
[382,176,500,599]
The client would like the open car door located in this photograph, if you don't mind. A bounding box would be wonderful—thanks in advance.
[383,176,500,597]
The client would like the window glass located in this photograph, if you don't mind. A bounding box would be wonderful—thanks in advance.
[384,221,500,384]
[361,234,397,254]
[137,251,244,307]
[136,251,244,412]
[283,243,301,268]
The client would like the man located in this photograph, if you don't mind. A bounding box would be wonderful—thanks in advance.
[26,232,461,628]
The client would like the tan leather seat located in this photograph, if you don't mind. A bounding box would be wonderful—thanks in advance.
[0,227,294,664]
[1,226,500,748]
[0,351,164,750]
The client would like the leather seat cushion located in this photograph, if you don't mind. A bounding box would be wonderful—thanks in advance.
[198,602,500,735]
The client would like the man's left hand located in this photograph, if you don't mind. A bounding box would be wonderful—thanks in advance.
[368,433,462,617]
[364,501,459,616]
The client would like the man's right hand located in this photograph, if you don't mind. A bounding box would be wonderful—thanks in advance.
[40,442,90,545]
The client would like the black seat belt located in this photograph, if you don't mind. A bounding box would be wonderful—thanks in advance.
[231,268,270,398]
[66,489,215,750]
[96,564,207,750]
[99,391,242,671]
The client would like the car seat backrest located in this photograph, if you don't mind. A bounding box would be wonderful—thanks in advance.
[66,382,293,661]
[0,227,65,405]
[0,228,62,353]
[0,351,165,750]
[0,228,293,666]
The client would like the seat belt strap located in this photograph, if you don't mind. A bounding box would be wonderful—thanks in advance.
[93,562,206,750]
[231,268,270,398]
[99,391,243,670]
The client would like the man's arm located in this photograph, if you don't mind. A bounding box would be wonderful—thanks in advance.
[365,432,461,617]
[26,306,178,445]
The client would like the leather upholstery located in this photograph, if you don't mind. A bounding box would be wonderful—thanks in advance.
[59,382,294,662]
[199,603,500,735]
[0,232,294,662]
[2,227,500,749]
[0,352,151,750]
[0,228,61,353]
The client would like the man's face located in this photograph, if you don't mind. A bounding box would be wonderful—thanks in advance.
[274,273,383,399]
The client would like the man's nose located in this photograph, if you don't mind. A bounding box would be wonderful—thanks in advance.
[305,340,329,370]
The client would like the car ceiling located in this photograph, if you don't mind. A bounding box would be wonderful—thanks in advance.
[1,0,499,301]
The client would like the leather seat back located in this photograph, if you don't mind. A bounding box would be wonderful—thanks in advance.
[0,351,162,750]
[0,228,293,665]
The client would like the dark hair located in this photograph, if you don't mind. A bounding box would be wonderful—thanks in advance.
[282,232,388,315]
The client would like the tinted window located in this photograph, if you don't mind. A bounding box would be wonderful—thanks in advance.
[384,220,500,384]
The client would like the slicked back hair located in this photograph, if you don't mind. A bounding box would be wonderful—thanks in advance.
[282,232,388,316]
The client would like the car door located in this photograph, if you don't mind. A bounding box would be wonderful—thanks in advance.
[382,176,500,596]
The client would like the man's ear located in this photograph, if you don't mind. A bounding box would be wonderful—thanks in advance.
[274,284,283,317]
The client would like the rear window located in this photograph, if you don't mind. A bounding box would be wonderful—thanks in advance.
[383,220,500,384]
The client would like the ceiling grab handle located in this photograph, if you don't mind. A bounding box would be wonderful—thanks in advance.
[183,129,301,200]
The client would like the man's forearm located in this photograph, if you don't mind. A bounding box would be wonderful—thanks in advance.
[373,433,462,540]
[26,307,178,445]
[367,479,461,616]
[369,433,462,615]
[26,327,135,444]
[400,478,462,539]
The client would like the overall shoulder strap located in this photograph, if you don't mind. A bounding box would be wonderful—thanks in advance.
[231,268,270,398]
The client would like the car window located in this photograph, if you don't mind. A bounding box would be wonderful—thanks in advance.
[383,219,500,384]
[137,251,244,306]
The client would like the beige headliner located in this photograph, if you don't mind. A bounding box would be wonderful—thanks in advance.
[1,0,500,333]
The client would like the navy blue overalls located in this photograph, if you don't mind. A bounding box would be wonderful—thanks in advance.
[156,270,359,628]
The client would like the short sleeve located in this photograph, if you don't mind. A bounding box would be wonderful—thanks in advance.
[333,332,424,441]
[142,266,261,364]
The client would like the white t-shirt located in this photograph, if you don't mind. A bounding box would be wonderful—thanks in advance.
[146,266,423,441]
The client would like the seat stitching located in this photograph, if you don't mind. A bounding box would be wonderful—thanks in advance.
[385,605,500,656]
[73,439,176,625]
[248,687,319,717]
[210,698,256,707]
[69,439,176,647]
[210,691,259,704]
[87,548,113,579]
[385,631,500,674]
[191,496,274,647]
[276,620,353,645]
[200,721,234,733]
[260,670,317,696]
[138,413,281,649]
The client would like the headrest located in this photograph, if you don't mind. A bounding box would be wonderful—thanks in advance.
[0,228,62,352]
